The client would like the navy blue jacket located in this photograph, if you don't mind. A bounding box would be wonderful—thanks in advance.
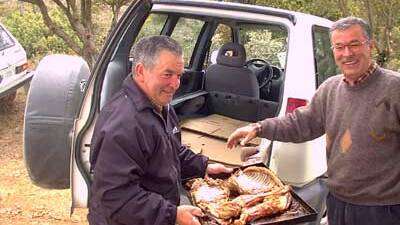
[88,77,208,225]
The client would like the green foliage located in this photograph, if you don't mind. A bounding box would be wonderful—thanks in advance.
[255,0,341,20]
[1,0,399,71]
[1,8,79,63]
[244,30,287,67]
[386,26,400,71]
[254,0,400,71]
[135,14,167,44]
[171,18,204,65]
[209,24,232,53]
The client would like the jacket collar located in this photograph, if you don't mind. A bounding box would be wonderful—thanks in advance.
[122,75,163,112]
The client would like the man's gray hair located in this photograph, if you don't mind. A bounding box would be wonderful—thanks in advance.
[330,17,372,41]
[130,35,182,73]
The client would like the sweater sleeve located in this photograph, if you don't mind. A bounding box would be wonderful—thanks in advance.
[259,83,327,143]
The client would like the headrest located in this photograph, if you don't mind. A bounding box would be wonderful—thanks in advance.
[216,42,246,67]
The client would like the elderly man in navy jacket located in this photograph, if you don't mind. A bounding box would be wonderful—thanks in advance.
[88,35,232,225]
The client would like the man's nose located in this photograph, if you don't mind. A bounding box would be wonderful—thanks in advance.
[170,74,181,89]
[342,46,354,56]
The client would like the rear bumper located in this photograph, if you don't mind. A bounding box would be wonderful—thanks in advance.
[0,71,34,98]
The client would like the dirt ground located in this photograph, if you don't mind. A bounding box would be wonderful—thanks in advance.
[0,88,89,225]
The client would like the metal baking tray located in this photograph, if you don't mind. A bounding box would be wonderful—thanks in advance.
[184,163,317,225]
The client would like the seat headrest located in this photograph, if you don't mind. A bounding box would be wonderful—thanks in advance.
[216,42,246,67]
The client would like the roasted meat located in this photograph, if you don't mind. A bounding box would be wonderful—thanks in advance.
[227,166,286,195]
[187,177,231,219]
[233,187,292,225]
[208,200,242,221]
[187,166,292,225]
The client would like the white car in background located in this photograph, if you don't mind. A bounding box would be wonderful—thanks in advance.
[0,22,32,104]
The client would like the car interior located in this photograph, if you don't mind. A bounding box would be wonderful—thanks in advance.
[100,12,287,124]
[91,11,289,167]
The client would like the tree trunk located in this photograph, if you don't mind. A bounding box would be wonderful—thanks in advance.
[337,0,349,16]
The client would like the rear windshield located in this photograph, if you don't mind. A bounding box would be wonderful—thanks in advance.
[0,25,15,51]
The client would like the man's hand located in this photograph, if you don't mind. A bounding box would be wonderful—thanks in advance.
[227,123,260,149]
[206,163,233,175]
[240,146,260,162]
[176,205,203,225]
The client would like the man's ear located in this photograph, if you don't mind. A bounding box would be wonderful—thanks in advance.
[134,63,145,82]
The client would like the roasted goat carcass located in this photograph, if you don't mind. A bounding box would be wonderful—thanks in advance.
[187,177,235,223]
[187,166,292,225]
[189,177,230,206]
[226,166,286,195]
[232,187,291,225]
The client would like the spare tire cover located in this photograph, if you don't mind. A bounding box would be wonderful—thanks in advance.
[24,54,90,189]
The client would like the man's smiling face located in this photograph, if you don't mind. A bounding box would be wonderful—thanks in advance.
[331,24,373,81]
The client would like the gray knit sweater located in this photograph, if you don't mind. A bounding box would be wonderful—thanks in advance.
[259,67,400,205]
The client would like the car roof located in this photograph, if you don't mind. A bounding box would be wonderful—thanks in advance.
[153,0,333,27]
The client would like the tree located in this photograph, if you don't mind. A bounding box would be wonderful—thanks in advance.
[99,0,130,32]
[253,0,400,70]
[358,0,400,67]
[254,0,341,20]
[337,0,350,16]
[19,0,131,68]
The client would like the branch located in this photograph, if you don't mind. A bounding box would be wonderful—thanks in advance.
[337,0,349,16]
[52,0,68,13]
[20,0,82,54]
[81,0,92,29]
[53,0,87,44]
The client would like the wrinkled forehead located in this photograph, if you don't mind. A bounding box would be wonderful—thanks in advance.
[154,50,184,69]
[145,50,183,68]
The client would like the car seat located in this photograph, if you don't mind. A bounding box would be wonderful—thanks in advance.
[204,42,259,98]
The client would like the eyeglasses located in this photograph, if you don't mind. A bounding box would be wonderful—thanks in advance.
[331,40,369,52]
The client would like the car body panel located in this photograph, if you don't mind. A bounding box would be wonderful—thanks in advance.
[268,15,331,185]
[71,0,153,209]
[0,22,31,99]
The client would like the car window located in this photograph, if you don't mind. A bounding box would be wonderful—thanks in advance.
[208,24,233,66]
[170,17,205,67]
[238,23,288,69]
[135,13,168,43]
[312,25,340,87]
[0,25,15,51]
[130,13,167,70]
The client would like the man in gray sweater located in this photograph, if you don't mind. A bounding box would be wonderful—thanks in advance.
[227,17,400,225]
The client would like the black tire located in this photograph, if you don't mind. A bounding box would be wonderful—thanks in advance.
[24,55,90,189]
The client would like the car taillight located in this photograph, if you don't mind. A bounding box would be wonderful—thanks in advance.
[285,97,308,114]
[15,62,28,74]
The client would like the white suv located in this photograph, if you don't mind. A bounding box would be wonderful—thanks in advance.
[24,1,339,224]
[0,22,32,103]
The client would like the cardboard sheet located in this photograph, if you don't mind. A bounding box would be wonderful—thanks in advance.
[181,114,261,145]
[180,114,262,166]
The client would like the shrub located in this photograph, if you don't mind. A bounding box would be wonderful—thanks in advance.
[2,9,78,64]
